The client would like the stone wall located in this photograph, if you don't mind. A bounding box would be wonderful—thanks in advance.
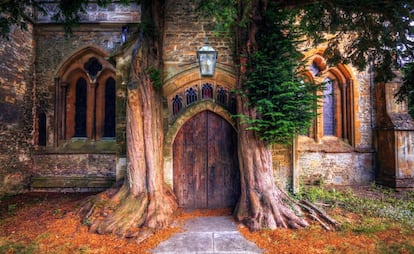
[30,2,140,190]
[0,24,35,194]
[0,3,140,194]
[163,0,233,80]
[295,68,375,188]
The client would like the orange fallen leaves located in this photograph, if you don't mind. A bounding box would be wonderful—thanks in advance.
[1,192,413,254]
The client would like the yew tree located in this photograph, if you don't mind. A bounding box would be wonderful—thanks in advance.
[2,0,414,239]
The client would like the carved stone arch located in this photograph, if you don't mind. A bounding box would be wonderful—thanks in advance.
[55,46,114,78]
[163,100,237,188]
[162,66,238,189]
[163,66,236,98]
[302,50,357,145]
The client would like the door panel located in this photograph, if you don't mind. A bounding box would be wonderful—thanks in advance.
[173,111,240,209]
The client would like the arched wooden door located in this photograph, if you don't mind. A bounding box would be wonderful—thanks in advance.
[173,111,240,209]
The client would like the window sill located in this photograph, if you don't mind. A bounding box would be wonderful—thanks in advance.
[33,139,117,154]
[298,136,354,153]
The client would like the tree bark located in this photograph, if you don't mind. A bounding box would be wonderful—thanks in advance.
[233,94,309,230]
[232,0,304,230]
[79,0,177,240]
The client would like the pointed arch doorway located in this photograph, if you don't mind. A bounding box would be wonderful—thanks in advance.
[173,110,240,209]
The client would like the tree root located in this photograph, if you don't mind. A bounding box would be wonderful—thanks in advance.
[299,200,339,230]
[235,186,339,231]
[78,183,177,240]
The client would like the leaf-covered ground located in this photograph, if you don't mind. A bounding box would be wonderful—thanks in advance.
[0,186,413,254]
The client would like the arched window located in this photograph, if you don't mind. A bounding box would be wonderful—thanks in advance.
[216,87,228,105]
[74,78,87,137]
[186,87,198,106]
[323,78,335,136]
[306,56,355,145]
[56,52,116,143]
[202,83,213,99]
[172,95,183,115]
[38,112,47,146]
[103,77,116,138]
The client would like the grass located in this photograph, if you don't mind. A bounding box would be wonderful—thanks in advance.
[294,184,414,253]
[297,184,414,229]
[0,239,38,254]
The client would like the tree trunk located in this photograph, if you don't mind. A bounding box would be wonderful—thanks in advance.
[232,0,339,231]
[232,0,309,230]
[79,0,177,240]
[233,93,309,230]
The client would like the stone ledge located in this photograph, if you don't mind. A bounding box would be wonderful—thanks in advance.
[30,176,115,190]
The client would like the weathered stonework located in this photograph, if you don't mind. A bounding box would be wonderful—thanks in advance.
[375,81,414,188]
[26,3,141,191]
[1,0,412,195]
[0,24,35,194]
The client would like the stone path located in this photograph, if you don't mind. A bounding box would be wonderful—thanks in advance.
[151,216,263,254]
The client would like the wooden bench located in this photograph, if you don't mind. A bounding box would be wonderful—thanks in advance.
[30,176,116,191]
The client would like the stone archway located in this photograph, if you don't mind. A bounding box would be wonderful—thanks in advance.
[172,110,240,209]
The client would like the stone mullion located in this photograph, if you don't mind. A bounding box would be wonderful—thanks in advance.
[89,82,98,141]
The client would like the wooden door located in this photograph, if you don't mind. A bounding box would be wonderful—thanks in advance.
[173,111,240,209]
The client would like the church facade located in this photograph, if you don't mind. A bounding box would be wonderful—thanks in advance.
[0,1,413,198]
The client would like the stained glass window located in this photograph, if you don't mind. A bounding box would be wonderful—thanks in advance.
[202,83,213,99]
[216,87,228,105]
[186,87,198,105]
[323,79,335,136]
[103,77,116,138]
[74,78,87,137]
[172,95,183,115]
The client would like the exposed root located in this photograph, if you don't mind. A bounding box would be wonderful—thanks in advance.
[235,187,338,231]
[78,183,177,240]
[299,200,339,230]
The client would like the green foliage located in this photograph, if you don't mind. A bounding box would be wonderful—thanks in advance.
[396,62,414,117]
[378,241,414,254]
[242,4,319,144]
[348,218,388,234]
[0,241,37,254]
[146,67,162,89]
[0,0,46,38]
[194,0,236,36]
[299,0,414,83]
[298,185,414,228]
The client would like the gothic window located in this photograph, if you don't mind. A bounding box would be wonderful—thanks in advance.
[172,95,183,115]
[38,112,47,146]
[74,77,87,137]
[103,77,116,138]
[307,56,354,145]
[56,51,116,144]
[216,87,228,105]
[202,83,213,99]
[323,78,335,136]
[186,87,198,106]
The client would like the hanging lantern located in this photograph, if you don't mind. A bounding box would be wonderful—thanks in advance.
[197,38,218,76]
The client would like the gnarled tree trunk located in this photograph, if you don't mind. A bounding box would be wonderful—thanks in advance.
[79,0,177,240]
[233,94,309,230]
[233,0,337,231]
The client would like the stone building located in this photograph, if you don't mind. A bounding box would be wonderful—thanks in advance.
[0,1,413,200]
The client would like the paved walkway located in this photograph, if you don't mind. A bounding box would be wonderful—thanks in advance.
[151,216,263,254]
